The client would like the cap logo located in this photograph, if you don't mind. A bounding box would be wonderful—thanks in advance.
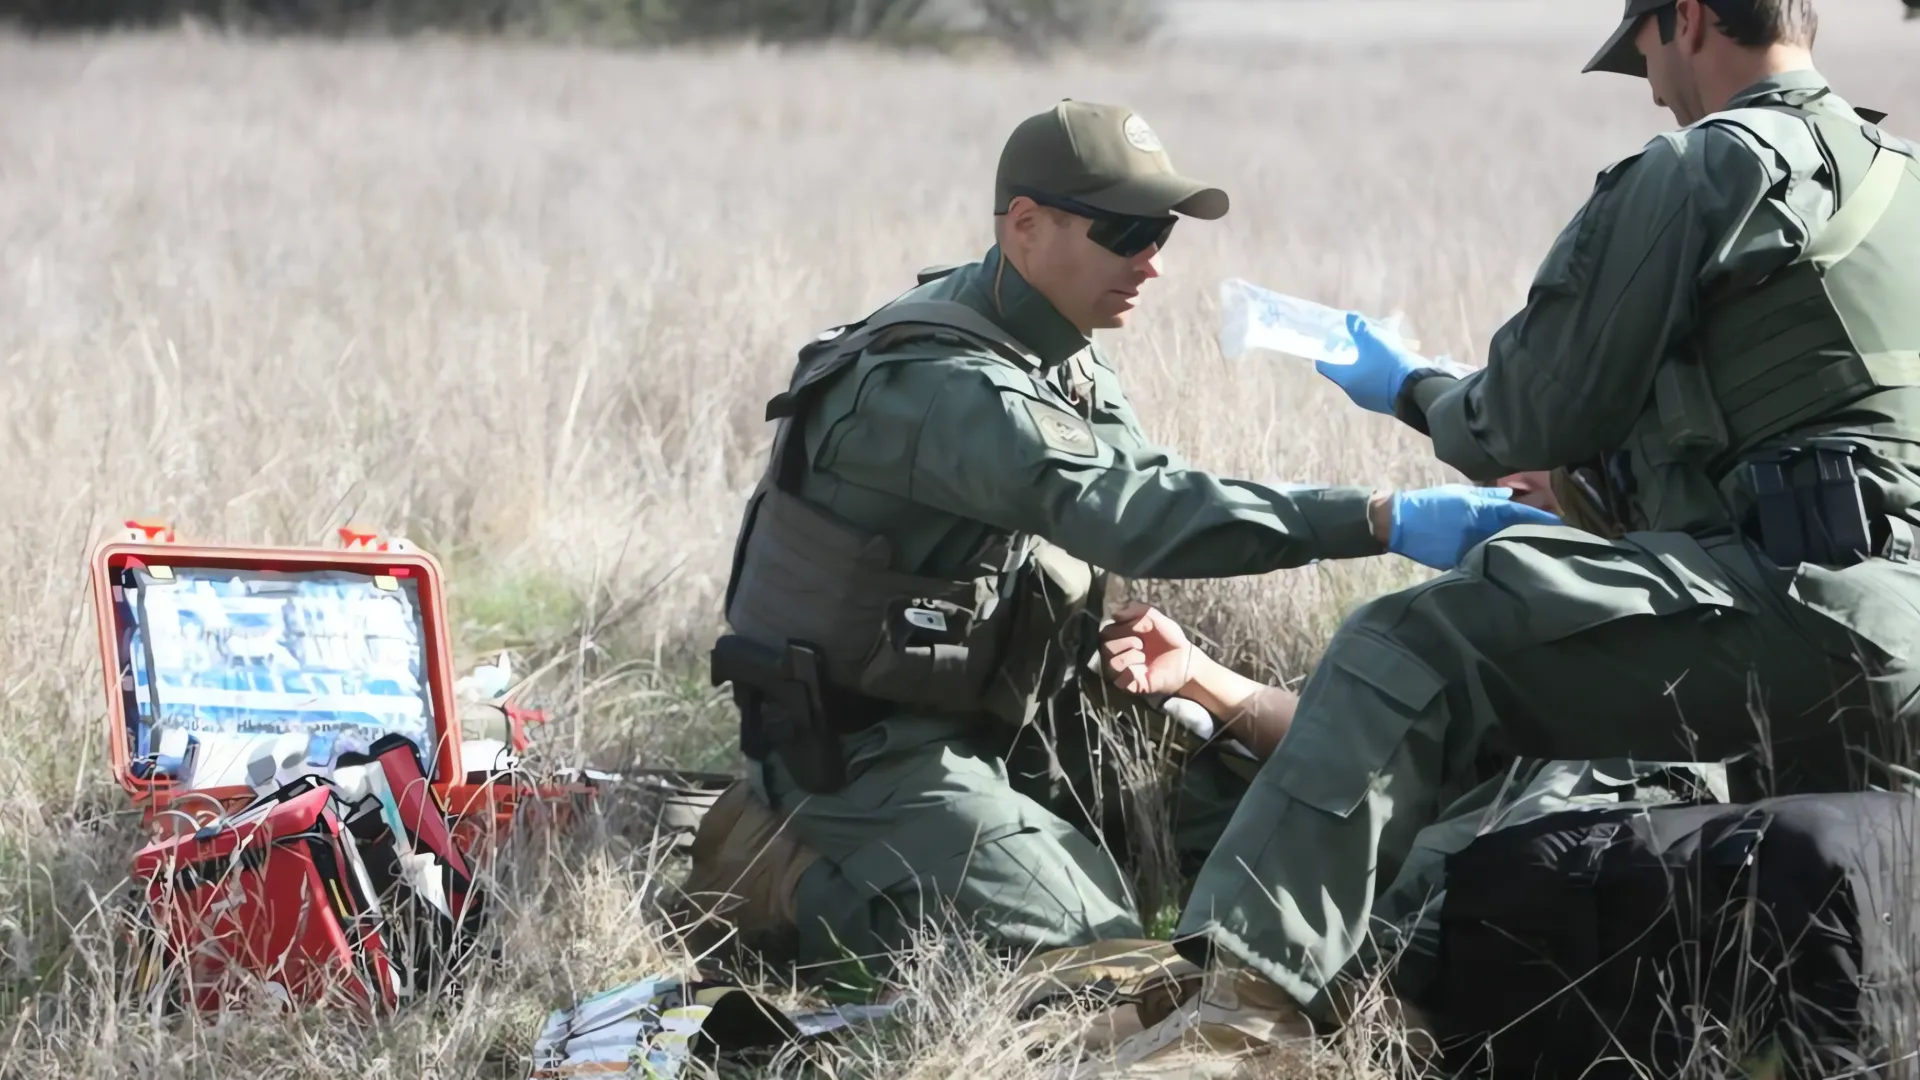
[1122,114,1163,154]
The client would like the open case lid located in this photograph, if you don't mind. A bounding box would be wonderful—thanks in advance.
[90,524,465,808]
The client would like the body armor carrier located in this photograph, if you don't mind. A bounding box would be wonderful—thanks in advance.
[710,286,1100,793]
[1588,94,1920,565]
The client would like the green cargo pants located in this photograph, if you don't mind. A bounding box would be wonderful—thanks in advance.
[753,694,1253,981]
[1175,523,1920,1022]
[752,713,1144,980]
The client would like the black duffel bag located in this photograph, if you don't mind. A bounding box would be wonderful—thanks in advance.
[1430,792,1920,1079]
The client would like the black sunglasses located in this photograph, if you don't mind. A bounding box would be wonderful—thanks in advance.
[1008,187,1176,258]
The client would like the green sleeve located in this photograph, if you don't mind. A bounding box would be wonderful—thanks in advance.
[813,355,1383,578]
[1412,127,1783,479]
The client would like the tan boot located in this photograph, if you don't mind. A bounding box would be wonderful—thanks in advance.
[1060,965,1318,1078]
[672,780,820,955]
[1015,940,1203,1064]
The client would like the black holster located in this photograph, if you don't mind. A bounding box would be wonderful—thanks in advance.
[1741,439,1877,567]
[710,635,872,795]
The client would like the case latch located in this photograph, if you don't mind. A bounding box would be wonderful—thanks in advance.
[336,524,415,552]
[123,519,177,544]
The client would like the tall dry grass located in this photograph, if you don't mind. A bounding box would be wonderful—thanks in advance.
[2,4,1918,1075]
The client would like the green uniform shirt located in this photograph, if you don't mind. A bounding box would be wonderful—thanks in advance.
[795,247,1385,580]
[1408,70,1906,484]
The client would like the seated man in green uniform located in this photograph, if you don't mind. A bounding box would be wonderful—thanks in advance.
[677,99,1559,983]
[1116,0,1920,1068]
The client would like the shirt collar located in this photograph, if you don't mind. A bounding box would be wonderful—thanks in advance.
[1723,68,1885,123]
[946,247,1090,370]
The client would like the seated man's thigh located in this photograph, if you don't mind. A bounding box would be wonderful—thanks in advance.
[1324,528,1885,777]
[775,727,1144,969]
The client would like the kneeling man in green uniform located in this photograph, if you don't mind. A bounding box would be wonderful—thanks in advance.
[679,98,1557,981]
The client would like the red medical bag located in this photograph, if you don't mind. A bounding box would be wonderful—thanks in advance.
[131,777,401,1013]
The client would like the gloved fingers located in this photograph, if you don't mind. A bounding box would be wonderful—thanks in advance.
[1506,504,1564,526]
[1349,312,1422,360]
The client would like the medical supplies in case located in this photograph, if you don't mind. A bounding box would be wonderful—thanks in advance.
[93,522,580,1013]
[92,526,466,814]
[89,523,593,839]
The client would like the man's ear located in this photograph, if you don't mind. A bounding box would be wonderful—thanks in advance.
[1676,0,1709,51]
[1000,196,1044,254]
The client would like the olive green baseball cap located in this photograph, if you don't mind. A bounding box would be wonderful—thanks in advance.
[995,100,1229,220]
[1583,0,1672,77]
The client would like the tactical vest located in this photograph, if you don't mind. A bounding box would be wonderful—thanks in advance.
[1609,96,1920,540]
[715,280,1101,737]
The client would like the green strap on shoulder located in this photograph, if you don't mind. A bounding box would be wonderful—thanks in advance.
[1865,351,1920,384]
[763,300,1036,424]
[1798,145,1908,270]
[860,299,1040,369]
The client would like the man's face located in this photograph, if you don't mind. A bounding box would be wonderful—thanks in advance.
[1634,2,1708,126]
[1006,201,1167,333]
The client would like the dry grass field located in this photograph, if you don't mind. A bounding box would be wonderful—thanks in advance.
[3,1,1919,1075]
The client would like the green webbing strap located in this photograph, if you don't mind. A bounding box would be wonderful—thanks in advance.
[1797,145,1908,270]
[1865,351,1920,384]
[859,299,1041,370]
[1721,353,1920,455]
[758,299,1041,495]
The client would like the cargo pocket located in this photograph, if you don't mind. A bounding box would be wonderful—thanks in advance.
[1473,526,1755,648]
[1271,629,1445,818]
[832,816,1039,909]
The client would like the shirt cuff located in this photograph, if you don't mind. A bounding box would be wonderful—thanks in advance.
[1303,486,1386,560]
[1394,370,1455,436]
[1420,381,1510,483]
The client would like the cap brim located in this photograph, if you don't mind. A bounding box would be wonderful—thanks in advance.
[1582,14,1647,77]
[1079,172,1229,220]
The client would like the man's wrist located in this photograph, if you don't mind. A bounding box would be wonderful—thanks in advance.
[1179,652,1241,719]
[1393,368,1453,436]
[1368,491,1393,546]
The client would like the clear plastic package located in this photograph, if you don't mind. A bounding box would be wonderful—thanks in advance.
[1216,277,1411,363]
[1217,277,1475,378]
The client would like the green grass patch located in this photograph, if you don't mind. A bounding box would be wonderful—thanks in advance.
[446,561,588,659]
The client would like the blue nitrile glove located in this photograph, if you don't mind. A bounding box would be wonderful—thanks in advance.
[1315,312,1426,416]
[1388,485,1563,571]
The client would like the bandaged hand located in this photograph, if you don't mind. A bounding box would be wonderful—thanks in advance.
[1100,602,1298,759]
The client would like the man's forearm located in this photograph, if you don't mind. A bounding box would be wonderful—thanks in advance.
[1181,654,1297,759]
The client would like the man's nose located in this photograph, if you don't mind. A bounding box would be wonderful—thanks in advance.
[1132,246,1163,278]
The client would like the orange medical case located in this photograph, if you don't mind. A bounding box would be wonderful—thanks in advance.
[90,520,593,856]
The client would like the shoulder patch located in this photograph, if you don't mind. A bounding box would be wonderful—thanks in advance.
[1022,397,1099,458]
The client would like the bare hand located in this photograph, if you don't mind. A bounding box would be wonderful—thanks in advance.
[1496,470,1561,515]
[1099,602,1196,697]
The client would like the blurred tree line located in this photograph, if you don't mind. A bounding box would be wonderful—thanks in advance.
[0,0,1164,52]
